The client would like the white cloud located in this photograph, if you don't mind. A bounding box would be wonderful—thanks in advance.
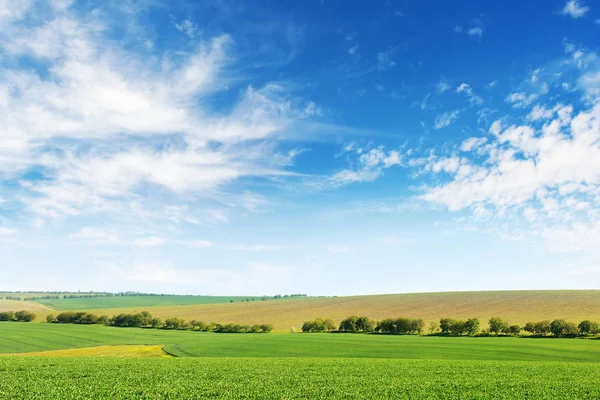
[311,145,404,188]
[175,19,199,38]
[327,245,352,254]
[348,43,358,55]
[437,81,451,93]
[107,259,295,292]
[0,7,313,220]
[456,83,483,105]
[376,49,396,70]
[0,227,15,235]
[506,92,538,108]
[562,0,589,18]
[418,102,600,253]
[460,137,487,152]
[230,244,281,251]
[69,227,120,246]
[434,110,460,129]
[468,27,483,36]
[182,239,214,248]
[133,237,167,247]
[0,0,32,23]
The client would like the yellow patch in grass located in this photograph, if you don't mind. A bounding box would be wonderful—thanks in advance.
[4,345,172,358]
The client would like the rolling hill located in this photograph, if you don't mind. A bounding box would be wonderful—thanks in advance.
[13,290,599,331]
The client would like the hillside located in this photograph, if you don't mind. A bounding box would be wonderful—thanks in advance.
[23,290,600,331]
[0,300,54,313]
[33,295,265,310]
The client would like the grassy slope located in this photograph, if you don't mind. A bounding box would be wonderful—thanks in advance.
[0,299,53,313]
[2,358,600,399]
[33,295,261,310]
[41,290,600,331]
[1,323,599,362]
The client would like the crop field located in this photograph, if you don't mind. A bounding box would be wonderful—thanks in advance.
[0,299,54,313]
[39,290,600,332]
[6,345,171,357]
[31,295,261,310]
[1,323,600,362]
[1,357,600,399]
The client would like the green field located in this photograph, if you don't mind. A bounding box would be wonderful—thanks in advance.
[1,323,599,362]
[32,295,261,310]
[1,357,600,399]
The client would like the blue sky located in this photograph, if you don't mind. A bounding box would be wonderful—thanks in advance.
[1,0,599,295]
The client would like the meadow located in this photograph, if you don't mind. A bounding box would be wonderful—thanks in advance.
[1,357,600,399]
[2,291,600,399]
[1,323,600,362]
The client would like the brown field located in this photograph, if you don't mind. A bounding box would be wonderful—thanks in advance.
[25,290,600,331]
[0,300,54,313]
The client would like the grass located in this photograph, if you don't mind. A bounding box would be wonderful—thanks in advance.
[1,357,600,399]
[33,295,263,310]
[36,290,600,331]
[1,323,600,362]
[4,345,171,357]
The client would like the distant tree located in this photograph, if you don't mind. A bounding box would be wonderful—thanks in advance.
[339,316,359,332]
[578,320,599,336]
[323,319,337,332]
[15,311,36,322]
[356,316,375,333]
[550,319,568,337]
[507,325,521,336]
[150,317,163,329]
[97,315,109,325]
[465,318,480,336]
[164,318,185,330]
[46,314,56,323]
[0,311,16,321]
[301,320,316,333]
[488,317,509,335]
[428,321,438,334]
[523,320,551,336]
[439,318,452,335]
[563,322,579,337]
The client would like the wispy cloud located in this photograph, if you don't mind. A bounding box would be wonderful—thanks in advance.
[434,110,460,129]
[562,0,589,18]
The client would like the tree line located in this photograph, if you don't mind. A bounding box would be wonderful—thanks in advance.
[302,316,600,338]
[45,311,273,333]
[0,311,36,322]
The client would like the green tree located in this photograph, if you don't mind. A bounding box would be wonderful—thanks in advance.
[550,319,567,337]
[46,314,56,323]
[578,320,599,336]
[465,318,480,336]
[15,311,36,322]
[428,321,438,334]
[150,317,163,329]
[339,316,359,332]
[323,319,337,331]
[507,325,521,335]
[488,317,509,335]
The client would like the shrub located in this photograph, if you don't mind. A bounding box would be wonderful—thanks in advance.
[0,311,16,321]
[524,321,551,336]
[488,317,509,335]
[14,311,36,322]
[578,320,599,335]
[507,325,521,336]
